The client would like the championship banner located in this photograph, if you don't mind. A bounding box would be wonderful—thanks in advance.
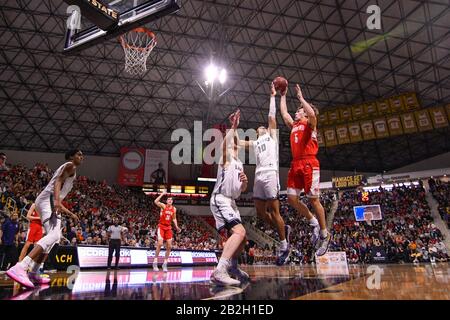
[348,122,363,143]
[336,125,350,145]
[364,102,378,118]
[324,128,337,147]
[376,99,391,115]
[117,147,145,186]
[429,106,449,128]
[351,104,364,120]
[317,130,325,147]
[144,149,169,184]
[387,115,403,136]
[332,174,364,189]
[389,95,405,113]
[318,113,328,126]
[401,113,418,134]
[327,109,340,125]
[339,106,352,122]
[373,118,389,139]
[403,93,420,110]
[360,120,376,140]
[415,110,433,132]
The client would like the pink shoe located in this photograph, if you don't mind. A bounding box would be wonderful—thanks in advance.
[6,264,35,289]
[29,272,51,285]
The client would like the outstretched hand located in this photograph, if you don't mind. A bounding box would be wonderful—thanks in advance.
[295,84,304,101]
[270,82,276,97]
[229,109,241,129]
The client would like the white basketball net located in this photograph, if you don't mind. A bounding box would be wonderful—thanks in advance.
[120,28,157,76]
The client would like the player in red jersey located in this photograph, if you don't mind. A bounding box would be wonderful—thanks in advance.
[19,203,43,262]
[280,83,331,256]
[153,190,181,272]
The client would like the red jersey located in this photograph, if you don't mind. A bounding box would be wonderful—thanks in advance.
[290,119,318,160]
[29,209,42,227]
[159,205,175,229]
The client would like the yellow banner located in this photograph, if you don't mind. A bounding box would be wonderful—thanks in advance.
[364,102,378,118]
[327,109,340,125]
[332,175,365,189]
[318,113,328,126]
[377,99,391,115]
[373,118,389,139]
[403,93,420,110]
[386,115,403,136]
[324,128,337,147]
[339,106,352,122]
[352,104,364,120]
[336,125,351,145]
[401,113,418,134]
[415,110,433,132]
[429,106,449,128]
[389,95,405,113]
[317,130,325,147]
[348,123,363,143]
[360,120,376,140]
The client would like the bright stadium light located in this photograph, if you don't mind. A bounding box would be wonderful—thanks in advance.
[205,64,218,83]
[218,68,227,84]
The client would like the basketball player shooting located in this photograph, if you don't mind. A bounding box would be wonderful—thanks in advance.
[153,190,181,272]
[210,109,250,286]
[6,150,83,288]
[280,84,331,257]
[237,82,291,265]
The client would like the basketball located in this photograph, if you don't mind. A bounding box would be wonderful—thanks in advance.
[273,76,288,93]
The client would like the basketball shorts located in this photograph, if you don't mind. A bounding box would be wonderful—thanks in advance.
[210,193,242,232]
[253,170,280,201]
[26,224,43,243]
[157,226,173,241]
[287,157,320,198]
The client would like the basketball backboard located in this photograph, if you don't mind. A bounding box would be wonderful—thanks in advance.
[63,0,180,53]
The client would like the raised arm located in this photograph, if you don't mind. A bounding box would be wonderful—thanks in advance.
[154,190,166,209]
[268,82,277,139]
[295,84,317,129]
[279,88,294,129]
[53,163,76,213]
[221,110,240,165]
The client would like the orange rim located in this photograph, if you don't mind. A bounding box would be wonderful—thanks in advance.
[119,27,157,51]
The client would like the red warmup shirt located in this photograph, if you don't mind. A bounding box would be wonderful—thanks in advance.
[290,119,319,160]
[29,209,42,227]
[159,206,175,229]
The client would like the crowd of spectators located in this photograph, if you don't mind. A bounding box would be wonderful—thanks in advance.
[429,177,450,229]
[331,184,448,264]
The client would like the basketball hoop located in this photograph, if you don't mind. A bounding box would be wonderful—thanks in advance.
[119,27,157,76]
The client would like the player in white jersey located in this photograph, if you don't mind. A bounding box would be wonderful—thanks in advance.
[210,109,250,286]
[6,150,83,289]
[237,83,291,265]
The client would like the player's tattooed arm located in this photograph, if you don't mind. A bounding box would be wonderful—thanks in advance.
[279,88,294,129]
[54,163,75,213]
[295,84,317,129]
[154,191,166,209]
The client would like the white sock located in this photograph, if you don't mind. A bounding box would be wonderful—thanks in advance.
[217,258,231,271]
[320,229,328,238]
[40,262,45,270]
[309,217,319,226]
[19,256,33,271]
[30,261,41,273]
[280,239,288,250]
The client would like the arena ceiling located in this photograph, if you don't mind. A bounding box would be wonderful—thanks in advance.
[1,0,449,173]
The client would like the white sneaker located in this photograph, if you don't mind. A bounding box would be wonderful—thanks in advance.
[229,267,249,281]
[315,233,331,256]
[162,263,168,272]
[210,269,240,286]
[153,261,159,271]
[311,224,320,248]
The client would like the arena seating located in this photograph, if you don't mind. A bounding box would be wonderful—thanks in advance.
[429,178,450,229]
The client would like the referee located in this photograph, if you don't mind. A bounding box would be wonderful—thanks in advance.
[107,218,125,270]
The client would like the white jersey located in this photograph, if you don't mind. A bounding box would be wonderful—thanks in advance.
[212,157,244,200]
[38,162,76,201]
[252,133,278,174]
